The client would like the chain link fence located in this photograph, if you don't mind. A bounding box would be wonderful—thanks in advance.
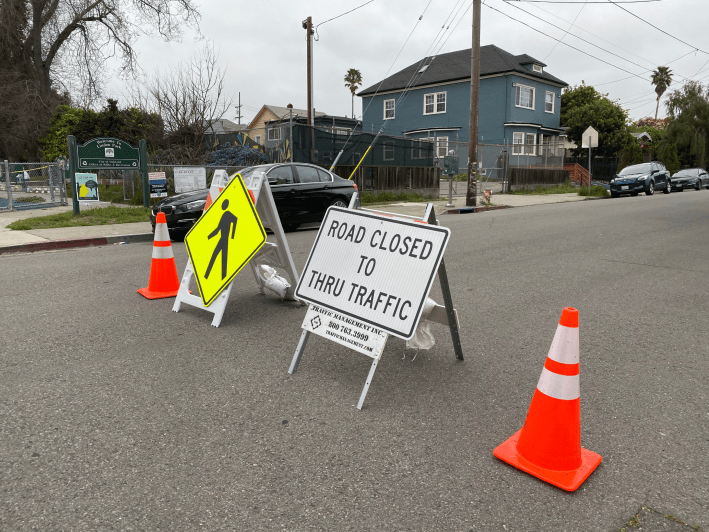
[1,161,68,211]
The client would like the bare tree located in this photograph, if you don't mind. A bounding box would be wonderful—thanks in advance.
[132,44,234,163]
[7,0,200,103]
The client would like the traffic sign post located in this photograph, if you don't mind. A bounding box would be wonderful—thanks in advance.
[582,127,599,194]
[172,169,301,326]
[288,194,464,410]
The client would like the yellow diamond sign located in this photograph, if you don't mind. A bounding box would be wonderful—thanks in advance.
[185,174,266,306]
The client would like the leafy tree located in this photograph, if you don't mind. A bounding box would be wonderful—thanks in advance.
[659,143,680,175]
[617,142,643,173]
[664,81,709,168]
[40,100,165,160]
[344,68,363,118]
[651,66,673,120]
[561,84,633,158]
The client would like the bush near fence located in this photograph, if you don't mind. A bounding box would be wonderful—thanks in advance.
[507,168,570,191]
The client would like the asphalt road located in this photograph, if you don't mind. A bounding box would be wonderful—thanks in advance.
[1,191,707,531]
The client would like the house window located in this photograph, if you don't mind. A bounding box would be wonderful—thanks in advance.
[424,92,446,115]
[255,134,262,145]
[515,85,535,109]
[526,133,537,155]
[513,132,523,154]
[384,99,395,120]
[436,137,448,158]
[533,64,543,73]
[383,141,394,161]
[545,92,554,113]
[268,127,280,141]
[334,127,351,136]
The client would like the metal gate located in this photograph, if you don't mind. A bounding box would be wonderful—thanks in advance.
[1,160,68,211]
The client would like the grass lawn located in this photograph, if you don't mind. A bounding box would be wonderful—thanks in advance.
[7,206,151,231]
[360,191,445,205]
[509,181,609,198]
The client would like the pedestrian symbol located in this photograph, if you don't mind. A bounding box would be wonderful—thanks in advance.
[184,174,266,306]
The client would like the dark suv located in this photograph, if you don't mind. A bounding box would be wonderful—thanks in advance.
[610,162,671,198]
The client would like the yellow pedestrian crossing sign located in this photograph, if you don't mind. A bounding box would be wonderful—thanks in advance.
[184,174,266,306]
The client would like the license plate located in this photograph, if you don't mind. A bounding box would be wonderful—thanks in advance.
[621,186,629,190]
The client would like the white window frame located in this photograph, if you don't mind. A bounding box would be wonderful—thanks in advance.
[533,64,543,73]
[515,84,535,110]
[268,127,280,141]
[383,141,395,161]
[424,91,447,115]
[384,99,395,120]
[334,127,351,136]
[545,91,555,114]
[436,136,448,158]
[255,134,262,145]
[526,133,537,156]
[513,132,524,155]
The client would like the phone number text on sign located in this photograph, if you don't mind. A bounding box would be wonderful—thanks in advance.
[302,305,388,359]
[295,207,450,339]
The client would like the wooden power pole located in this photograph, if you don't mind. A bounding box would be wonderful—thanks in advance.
[303,16,314,126]
[466,0,481,207]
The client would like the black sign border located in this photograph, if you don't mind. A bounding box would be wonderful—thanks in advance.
[295,207,450,340]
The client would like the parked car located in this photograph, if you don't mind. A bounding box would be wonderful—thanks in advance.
[670,168,709,191]
[150,163,357,237]
[610,162,671,198]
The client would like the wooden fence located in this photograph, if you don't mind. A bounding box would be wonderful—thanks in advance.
[329,165,440,196]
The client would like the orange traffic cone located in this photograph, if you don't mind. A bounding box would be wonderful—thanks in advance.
[493,307,602,491]
[137,212,180,299]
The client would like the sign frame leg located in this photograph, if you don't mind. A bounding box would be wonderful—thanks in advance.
[288,329,310,374]
[356,358,379,410]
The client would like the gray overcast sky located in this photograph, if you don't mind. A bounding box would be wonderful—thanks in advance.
[109,0,708,126]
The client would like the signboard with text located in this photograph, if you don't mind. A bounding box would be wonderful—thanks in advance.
[77,138,140,169]
[294,208,450,339]
[75,172,99,201]
[148,171,167,198]
[174,167,207,193]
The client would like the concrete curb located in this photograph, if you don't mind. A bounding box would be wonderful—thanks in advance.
[0,232,154,255]
[442,205,512,215]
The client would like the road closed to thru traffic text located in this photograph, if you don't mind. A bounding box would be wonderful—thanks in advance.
[295,207,450,339]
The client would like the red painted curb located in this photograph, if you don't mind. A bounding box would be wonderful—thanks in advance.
[0,237,109,255]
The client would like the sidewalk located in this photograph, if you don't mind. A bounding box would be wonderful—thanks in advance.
[0,192,597,254]
[0,202,153,254]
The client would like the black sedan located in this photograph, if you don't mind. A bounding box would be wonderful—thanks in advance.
[150,163,357,237]
[610,161,671,197]
[670,168,709,191]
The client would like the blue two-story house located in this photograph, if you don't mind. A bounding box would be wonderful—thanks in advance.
[358,44,568,173]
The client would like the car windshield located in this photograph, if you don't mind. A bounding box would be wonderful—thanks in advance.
[674,170,694,177]
[618,163,652,176]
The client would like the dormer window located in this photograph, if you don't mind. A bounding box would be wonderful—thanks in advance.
[418,64,429,74]
[533,64,543,73]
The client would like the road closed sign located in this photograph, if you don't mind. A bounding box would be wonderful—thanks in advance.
[295,207,450,339]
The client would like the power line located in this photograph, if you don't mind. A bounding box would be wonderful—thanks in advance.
[607,0,709,55]
[542,0,587,61]
[484,2,648,80]
[315,0,374,29]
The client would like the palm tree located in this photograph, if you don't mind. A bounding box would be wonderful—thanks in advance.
[651,66,673,120]
[344,68,363,118]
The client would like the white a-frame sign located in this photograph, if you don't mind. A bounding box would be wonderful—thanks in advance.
[172,169,300,327]
[288,193,464,409]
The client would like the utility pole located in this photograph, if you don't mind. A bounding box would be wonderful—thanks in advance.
[303,16,314,126]
[466,0,481,207]
[235,92,242,124]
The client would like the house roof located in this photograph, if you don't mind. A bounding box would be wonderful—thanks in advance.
[206,119,247,134]
[358,44,567,96]
[631,131,652,141]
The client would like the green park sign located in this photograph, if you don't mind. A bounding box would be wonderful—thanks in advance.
[67,135,149,214]
[77,138,140,170]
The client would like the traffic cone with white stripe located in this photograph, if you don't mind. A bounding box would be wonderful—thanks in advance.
[137,212,180,299]
[493,307,601,491]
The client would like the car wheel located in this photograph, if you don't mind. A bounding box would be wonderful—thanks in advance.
[695,181,701,191]
[611,191,619,198]
[663,182,671,194]
[631,192,639,196]
[330,198,349,208]
[282,224,300,232]
[646,182,654,195]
